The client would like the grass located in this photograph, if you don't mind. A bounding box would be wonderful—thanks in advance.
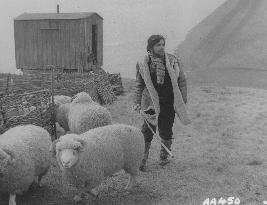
[0,77,267,205]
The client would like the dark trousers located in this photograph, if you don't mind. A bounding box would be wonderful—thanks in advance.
[141,104,175,143]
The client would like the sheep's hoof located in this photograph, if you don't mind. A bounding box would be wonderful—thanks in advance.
[73,195,83,204]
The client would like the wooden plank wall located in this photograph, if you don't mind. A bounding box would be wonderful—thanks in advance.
[14,19,89,71]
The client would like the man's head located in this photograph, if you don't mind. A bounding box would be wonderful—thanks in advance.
[146,35,165,56]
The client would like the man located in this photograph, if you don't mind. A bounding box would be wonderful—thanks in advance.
[133,34,191,171]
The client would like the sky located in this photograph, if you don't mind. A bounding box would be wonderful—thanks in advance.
[0,0,227,78]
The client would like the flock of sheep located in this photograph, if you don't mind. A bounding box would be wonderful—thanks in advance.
[0,92,145,205]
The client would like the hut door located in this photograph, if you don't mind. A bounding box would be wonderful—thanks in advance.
[92,24,97,64]
[39,22,60,69]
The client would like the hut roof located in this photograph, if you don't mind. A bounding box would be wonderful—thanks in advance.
[14,12,103,21]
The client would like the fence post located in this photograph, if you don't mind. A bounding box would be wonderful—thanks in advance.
[51,66,57,141]
[6,74,10,94]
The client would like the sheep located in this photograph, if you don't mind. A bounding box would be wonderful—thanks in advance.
[45,95,72,135]
[56,92,112,135]
[50,123,144,203]
[56,122,67,138]
[0,124,52,205]
[67,102,112,134]
[53,95,72,131]
[56,103,71,132]
[71,92,95,104]
[51,95,71,107]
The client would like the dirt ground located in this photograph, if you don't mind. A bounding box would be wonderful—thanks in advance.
[0,77,267,205]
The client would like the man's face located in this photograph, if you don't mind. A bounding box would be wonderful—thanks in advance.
[152,39,165,56]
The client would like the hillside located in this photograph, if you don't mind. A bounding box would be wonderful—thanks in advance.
[176,0,267,72]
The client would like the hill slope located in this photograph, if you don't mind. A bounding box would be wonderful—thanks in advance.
[176,0,267,71]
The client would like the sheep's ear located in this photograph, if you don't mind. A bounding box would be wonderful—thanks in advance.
[49,139,60,156]
[74,138,86,152]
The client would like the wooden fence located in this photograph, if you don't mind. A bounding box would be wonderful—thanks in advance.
[0,67,124,140]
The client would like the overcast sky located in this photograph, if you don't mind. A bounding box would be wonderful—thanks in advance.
[0,0,227,77]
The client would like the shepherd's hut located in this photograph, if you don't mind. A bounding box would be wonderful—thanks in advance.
[14,11,103,73]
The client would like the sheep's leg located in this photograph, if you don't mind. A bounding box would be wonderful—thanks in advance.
[37,176,43,187]
[9,194,16,205]
[34,176,38,184]
[125,174,136,191]
[37,175,43,187]
[37,166,50,187]
[30,167,49,189]
[29,177,39,191]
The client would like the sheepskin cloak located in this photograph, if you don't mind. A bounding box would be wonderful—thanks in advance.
[137,53,191,126]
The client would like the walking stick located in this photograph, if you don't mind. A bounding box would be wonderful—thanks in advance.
[140,111,174,158]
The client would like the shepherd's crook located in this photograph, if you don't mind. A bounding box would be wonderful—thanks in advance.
[140,111,174,158]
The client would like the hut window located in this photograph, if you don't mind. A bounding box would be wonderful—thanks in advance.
[40,21,59,30]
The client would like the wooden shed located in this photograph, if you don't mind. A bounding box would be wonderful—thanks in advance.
[14,12,103,73]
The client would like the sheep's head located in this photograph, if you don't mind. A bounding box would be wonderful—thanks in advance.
[56,103,70,131]
[59,148,79,169]
[56,122,66,138]
[49,95,71,110]
[51,135,86,169]
[0,148,15,180]
[51,95,71,106]
[71,92,93,104]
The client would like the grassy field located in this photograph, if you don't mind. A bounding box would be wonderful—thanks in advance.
[0,77,267,205]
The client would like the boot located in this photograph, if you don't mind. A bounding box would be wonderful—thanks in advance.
[159,139,172,166]
[139,142,151,171]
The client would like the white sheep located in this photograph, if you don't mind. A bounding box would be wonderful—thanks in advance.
[56,92,112,135]
[51,95,71,107]
[50,95,72,134]
[56,122,67,137]
[56,103,71,132]
[50,123,144,203]
[0,124,52,205]
[71,92,95,104]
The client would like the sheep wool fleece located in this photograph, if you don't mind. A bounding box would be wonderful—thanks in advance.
[53,95,71,106]
[55,124,144,191]
[68,103,112,134]
[0,125,52,195]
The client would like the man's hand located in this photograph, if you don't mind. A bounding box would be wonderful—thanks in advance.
[133,104,141,113]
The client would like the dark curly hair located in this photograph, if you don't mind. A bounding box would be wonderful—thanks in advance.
[146,35,165,53]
